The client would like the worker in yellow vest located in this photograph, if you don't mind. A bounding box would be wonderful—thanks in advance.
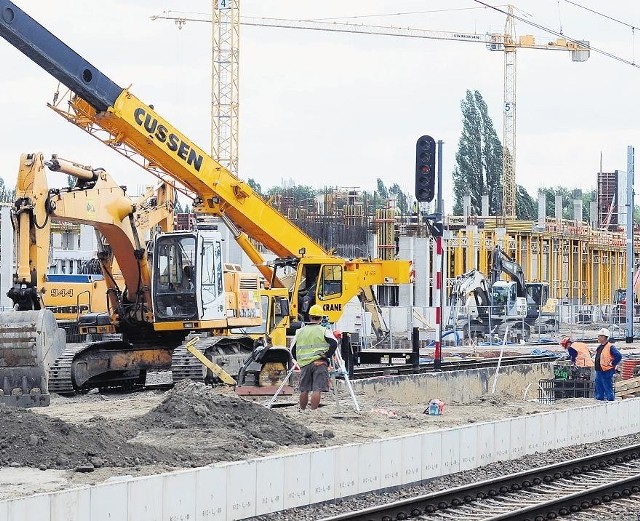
[290,304,339,411]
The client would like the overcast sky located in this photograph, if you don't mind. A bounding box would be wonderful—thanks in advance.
[1,1,638,212]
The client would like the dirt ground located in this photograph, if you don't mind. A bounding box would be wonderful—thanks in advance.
[0,375,595,501]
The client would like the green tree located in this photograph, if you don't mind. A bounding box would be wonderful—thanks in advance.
[375,178,388,200]
[452,90,503,216]
[515,185,536,220]
[247,178,262,196]
[388,183,409,214]
[267,184,318,209]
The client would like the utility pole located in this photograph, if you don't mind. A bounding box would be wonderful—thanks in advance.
[626,145,635,343]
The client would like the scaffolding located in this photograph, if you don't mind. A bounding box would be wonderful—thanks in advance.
[445,217,636,304]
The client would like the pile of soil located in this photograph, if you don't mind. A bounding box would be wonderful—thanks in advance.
[132,380,322,462]
[0,380,320,471]
[0,406,176,471]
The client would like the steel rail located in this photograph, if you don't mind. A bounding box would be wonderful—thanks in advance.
[319,444,640,521]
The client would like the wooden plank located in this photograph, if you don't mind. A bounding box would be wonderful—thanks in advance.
[615,376,640,391]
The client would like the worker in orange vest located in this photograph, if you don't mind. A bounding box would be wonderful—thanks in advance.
[560,337,594,368]
[594,328,622,401]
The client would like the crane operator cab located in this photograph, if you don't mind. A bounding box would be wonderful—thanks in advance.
[152,229,225,322]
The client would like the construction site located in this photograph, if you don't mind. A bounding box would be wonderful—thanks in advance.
[1,1,640,520]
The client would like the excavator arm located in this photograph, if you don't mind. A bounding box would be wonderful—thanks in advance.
[8,153,176,325]
[490,246,526,297]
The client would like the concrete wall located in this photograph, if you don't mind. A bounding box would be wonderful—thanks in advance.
[350,363,553,404]
[2,398,638,520]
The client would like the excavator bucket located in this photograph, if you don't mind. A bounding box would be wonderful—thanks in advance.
[0,309,66,407]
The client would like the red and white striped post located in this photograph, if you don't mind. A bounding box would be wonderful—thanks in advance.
[434,235,443,370]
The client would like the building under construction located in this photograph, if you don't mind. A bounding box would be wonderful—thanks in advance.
[255,183,637,307]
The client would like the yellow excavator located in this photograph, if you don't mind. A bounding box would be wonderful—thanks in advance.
[5,152,263,402]
[0,2,412,400]
[13,155,176,342]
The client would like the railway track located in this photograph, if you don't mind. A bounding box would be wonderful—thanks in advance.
[320,444,640,521]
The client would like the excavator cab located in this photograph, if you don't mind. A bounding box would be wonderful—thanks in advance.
[153,233,199,321]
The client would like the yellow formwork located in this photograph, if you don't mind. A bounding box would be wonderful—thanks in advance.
[446,218,635,304]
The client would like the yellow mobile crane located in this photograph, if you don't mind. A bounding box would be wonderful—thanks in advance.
[0,2,411,398]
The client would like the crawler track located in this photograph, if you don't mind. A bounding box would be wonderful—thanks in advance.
[321,445,640,520]
[48,344,89,394]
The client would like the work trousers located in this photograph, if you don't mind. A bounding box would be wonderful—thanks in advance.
[594,369,615,401]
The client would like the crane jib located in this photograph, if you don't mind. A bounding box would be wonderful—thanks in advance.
[0,1,122,112]
[133,108,204,172]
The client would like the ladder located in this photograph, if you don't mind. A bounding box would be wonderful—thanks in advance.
[329,348,360,413]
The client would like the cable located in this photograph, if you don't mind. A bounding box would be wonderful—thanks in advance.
[309,7,487,22]
[563,0,639,31]
[473,0,640,68]
[556,0,564,35]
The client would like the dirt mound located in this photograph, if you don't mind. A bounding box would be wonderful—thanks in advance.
[0,381,321,472]
[134,380,322,460]
[0,405,182,471]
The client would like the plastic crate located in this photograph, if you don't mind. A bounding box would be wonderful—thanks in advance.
[539,378,593,404]
[553,366,571,380]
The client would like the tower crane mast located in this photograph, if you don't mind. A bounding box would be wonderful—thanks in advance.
[212,0,240,175]
[152,7,589,218]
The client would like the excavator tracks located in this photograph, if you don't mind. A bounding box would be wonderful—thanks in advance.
[171,335,256,384]
[171,342,206,382]
[47,344,89,395]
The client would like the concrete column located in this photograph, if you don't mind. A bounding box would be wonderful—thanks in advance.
[590,201,598,228]
[537,190,546,226]
[397,236,414,308]
[463,194,471,217]
[0,205,13,310]
[413,237,430,307]
[573,190,583,223]
[555,195,563,222]
[481,194,489,216]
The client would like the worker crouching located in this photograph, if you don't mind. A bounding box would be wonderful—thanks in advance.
[560,337,594,368]
[290,304,338,411]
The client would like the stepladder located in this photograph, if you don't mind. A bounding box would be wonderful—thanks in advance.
[329,348,360,414]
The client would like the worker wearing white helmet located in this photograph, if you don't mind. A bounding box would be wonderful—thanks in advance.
[594,328,622,401]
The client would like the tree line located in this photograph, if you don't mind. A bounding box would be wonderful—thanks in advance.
[0,91,609,223]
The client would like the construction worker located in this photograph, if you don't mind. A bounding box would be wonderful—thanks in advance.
[560,337,594,368]
[594,327,622,401]
[290,304,338,411]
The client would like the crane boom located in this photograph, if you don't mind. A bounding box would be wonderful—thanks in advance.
[0,0,325,262]
[0,0,410,338]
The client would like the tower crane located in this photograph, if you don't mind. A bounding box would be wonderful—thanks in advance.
[152,1,240,175]
[152,7,590,218]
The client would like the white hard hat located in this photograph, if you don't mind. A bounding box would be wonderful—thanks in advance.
[597,327,610,338]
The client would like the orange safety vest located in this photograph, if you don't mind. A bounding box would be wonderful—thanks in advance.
[596,342,615,371]
[570,341,594,367]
